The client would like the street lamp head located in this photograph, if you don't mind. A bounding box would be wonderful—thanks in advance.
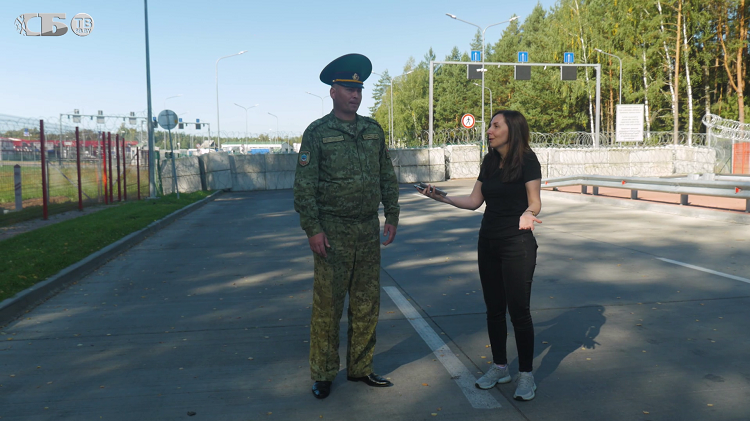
[238,50,247,55]
[509,16,519,22]
[594,48,604,53]
[446,13,457,19]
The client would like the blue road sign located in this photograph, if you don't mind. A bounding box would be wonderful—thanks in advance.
[518,51,528,63]
[196,118,200,123]
[178,118,183,123]
[471,50,481,62]
[564,52,575,63]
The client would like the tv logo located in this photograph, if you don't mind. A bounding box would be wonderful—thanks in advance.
[14,13,94,37]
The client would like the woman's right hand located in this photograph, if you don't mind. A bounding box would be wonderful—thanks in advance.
[417,183,443,201]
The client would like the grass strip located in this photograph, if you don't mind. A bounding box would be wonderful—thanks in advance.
[0,191,212,302]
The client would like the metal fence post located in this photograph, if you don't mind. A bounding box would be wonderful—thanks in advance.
[40,120,48,220]
[76,127,83,211]
[14,164,22,211]
[102,131,108,205]
[108,132,113,203]
[123,138,127,201]
[116,134,122,202]
[136,147,141,200]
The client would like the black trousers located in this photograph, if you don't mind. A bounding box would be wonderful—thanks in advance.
[477,231,537,373]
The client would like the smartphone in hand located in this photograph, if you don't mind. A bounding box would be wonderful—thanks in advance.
[414,182,447,197]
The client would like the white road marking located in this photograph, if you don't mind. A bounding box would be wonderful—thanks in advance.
[383,286,503,409]
[656,258,750,284]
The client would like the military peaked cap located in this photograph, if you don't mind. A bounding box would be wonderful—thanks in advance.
[320,53,372,88]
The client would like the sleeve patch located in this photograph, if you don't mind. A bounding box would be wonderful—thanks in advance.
[362,134,380,140]
[299,151,311,166]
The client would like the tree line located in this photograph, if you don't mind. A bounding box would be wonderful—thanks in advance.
[369,0,748,143]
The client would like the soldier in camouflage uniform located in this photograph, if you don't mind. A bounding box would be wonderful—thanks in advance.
[293,53,400,400]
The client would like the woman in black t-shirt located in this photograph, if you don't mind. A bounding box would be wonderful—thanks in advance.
[417,110,542,401]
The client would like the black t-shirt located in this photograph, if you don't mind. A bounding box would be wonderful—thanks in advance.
[477,151,542,239]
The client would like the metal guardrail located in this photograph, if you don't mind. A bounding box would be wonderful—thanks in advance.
[541,174,750,212]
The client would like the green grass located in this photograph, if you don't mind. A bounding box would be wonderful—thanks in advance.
[1,162,149,204]
[0,191,212,302]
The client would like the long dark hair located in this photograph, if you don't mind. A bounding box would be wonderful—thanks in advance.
[480,110,531,182]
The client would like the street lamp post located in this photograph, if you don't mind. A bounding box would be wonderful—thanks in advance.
[594,48,622,104]
[447,13,517,154]
[143,0,157,198]
[234,103,258,144]
[268,112,279,142]
[305,92,325,117]
[473,83,493,121]
[215,50,247,150]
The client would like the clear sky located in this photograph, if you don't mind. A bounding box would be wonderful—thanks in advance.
[2,0,557,136]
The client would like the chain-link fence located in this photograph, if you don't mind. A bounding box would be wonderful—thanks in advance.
[1,118,151,223]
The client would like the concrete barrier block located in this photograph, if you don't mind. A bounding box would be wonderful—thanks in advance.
[170,156,200,176]
[539,165,548,180]
[200,152,231,172]
[232,172,266,191]
[445,145,480,163]
[390,149,415,166]
[549,149,581,165]
[446,162,479,179]
[584,164,630,176]
[638,162,673,176]
[532,148,550,165]
[231,155,266,173]
[428,148,445,165]
[632,148,672,163]
[266,153,297,172]
[547,164,584,178]
[161,175,203,194]
[392,149,432,166]
[397,166,419,183]
[674,146,693,161]
[426,165,446,182]
[266,171,295,190]
[607,150,631,164]
[206,169,232,190]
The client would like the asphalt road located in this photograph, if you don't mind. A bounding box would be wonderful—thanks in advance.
[1,180,749,421]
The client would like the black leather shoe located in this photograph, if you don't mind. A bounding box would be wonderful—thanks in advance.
[312,381,332,399]
[346,373,393,387]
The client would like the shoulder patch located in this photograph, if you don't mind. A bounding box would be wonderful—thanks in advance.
[362,134,379,140]
[298,150,311,167]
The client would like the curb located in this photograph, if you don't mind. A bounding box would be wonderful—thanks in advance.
[542,189,750,225]
[0,191,223,327]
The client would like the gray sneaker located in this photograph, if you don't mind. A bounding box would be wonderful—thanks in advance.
[513,372,537,401]
[475,364,511,389]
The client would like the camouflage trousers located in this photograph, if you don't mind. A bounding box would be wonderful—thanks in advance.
[310,216,381,382]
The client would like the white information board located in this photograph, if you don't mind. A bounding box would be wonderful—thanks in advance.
[616,104,645,142]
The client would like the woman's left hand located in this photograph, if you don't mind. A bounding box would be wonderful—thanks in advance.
[519,213,542,231]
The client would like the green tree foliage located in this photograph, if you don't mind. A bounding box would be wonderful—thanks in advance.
[369,0,750,138]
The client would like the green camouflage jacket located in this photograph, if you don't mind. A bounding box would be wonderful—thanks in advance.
[293,112,400,238]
